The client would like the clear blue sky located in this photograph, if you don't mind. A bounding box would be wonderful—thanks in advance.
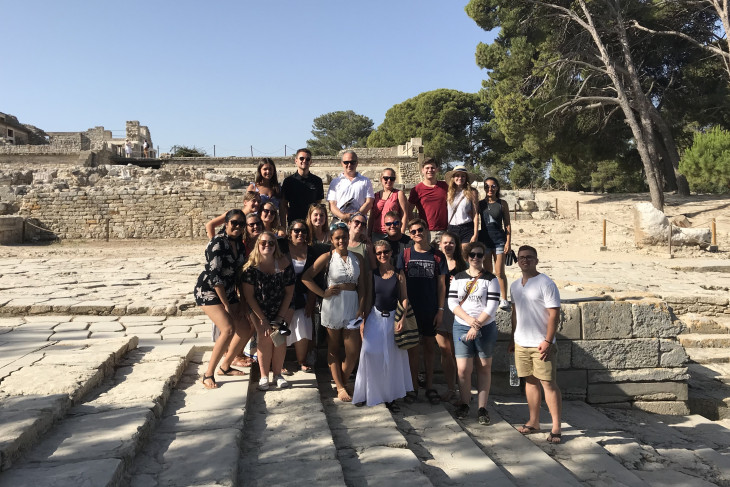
[3,1,496,157]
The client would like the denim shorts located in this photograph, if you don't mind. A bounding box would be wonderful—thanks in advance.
[453,321,497,359]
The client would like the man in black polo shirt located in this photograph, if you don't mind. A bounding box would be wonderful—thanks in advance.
[280,148,325,226]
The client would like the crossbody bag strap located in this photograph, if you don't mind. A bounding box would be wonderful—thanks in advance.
[448,192,466,225]
[458,271,482,307]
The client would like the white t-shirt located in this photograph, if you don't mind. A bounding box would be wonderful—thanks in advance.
[510,273,561,347]
[327,173,374,214]
[448,270,500,325]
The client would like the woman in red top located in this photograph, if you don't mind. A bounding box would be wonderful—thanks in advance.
[368,168,408,241]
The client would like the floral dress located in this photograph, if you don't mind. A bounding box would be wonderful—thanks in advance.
[240,262,296,321]
[194,232,246,306]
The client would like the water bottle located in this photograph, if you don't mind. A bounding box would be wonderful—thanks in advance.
[459,328,481,342]
[509,354,519,387]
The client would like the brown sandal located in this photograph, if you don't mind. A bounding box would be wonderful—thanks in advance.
[337,387,352,402]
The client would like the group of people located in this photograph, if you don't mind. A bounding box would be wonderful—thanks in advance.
[193,148,563,443]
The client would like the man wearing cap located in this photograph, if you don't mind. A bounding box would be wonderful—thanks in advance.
[281,148,325,226]
[444,165,479,252]
[328,150,374,223]
[408,157,448,246]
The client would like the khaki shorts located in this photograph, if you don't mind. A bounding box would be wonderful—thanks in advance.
[514,343,558,382]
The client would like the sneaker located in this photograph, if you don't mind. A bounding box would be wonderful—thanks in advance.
[455,403,470,419]
[257,377,269,391]
[478,407,490,425]
[275,375,290,388]
[499,299,511,310]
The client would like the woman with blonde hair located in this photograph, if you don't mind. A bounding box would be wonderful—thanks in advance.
[444,165,479,252]
[261,201,285,237]
[241,231,295,391]
[306,203,331,245]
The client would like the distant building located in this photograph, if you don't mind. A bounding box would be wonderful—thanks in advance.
[0,112,31,145]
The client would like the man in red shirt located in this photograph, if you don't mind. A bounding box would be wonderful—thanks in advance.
[408,158,448,246]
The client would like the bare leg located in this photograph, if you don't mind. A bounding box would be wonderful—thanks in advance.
[423,336,436,389]
[475,357,493,408]
[523,375,543,429]
[257,333,274,381]
[202,305,237,388]
[484,250,495,274]
[456,357,473,405]
[541,379,562,435]
[294,338,309,366]
[342,329,362,387]
[271,341,287,376]
[494,252,508,300]
[407,345,420,394]
[327,328,350,400]
[220,304,251,371]
[436,332,456,399]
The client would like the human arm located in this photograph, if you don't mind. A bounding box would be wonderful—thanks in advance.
[397,190,409,229]
[242,281,270,336]
[470,193,479,243]
[502,199,512,253]
[433,274,446,328]
[329,199,351,222]
[539,307,560,361]
[509,305,517,352]
[395,270,408,333]
[275,260,296,322]
[354,253,367,319]
[302,252,341,298]
[358,197,374,217]
[205,212,226,239]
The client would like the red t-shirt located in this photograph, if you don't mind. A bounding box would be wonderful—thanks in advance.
[408,181,448,231]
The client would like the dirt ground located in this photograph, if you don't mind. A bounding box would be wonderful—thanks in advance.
[1,191,728,265]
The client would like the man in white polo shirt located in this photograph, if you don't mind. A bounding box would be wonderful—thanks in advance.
[328,150,374,223]
[509,244,562,444]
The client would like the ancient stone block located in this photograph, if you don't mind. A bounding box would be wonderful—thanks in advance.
[558,303,580,340]
[588,367,689,383]
[633,400,690,415]
[572,339,659,369]
[556,341,571,369]
[580,301,632,339]
[557,369,587,399]
[519,200,538,212]
[632,302,683,338]
[659,339,689,367]
[587,382,688,403]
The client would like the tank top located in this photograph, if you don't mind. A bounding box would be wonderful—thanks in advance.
[373,268,398,312]
[448,190,473,226]
[327,251,360,286]
[479,199,507,244]
[373,190,401,233]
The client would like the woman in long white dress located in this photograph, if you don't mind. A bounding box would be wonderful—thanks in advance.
[352,240,413,411]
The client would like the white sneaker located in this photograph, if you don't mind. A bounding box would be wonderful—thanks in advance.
[275,374,290,388]
[499,299,511,310]
[257,377,269,391]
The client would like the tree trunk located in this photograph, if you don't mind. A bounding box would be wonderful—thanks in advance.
[651,112,691,196]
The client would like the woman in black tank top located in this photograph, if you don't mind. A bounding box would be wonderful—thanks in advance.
[478,177,512,310]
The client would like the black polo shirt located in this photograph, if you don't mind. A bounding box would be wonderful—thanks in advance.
[281,172,325,224]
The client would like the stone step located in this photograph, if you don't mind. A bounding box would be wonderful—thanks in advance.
[687,363,730,421]
[0,336,137,472]
[681,313,730,334]
[129,349,249,486]
[686,347,730,364]
[0,342,192,486]
[678,333,730,348]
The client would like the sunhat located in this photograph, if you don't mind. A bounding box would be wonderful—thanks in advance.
[444,165,478,184]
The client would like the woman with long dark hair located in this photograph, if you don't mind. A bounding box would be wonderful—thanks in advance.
[248,158,282,209]
[478,177,512,310]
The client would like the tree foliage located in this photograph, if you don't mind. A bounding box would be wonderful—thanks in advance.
[679,126,730,193]
[306,110,374,156]
[170,145,208,157]
[465,0,728,209]
[367,89,493,168]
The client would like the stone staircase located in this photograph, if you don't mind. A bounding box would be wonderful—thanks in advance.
[679,314,730,420]
[3,331,730,486]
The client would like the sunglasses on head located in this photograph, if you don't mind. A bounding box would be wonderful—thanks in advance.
[384,221,401,227]
[468,252,485,259]
[409,227,425,235]
[329,222,348,231]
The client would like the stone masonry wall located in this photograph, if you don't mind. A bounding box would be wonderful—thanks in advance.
[490,299,689,415]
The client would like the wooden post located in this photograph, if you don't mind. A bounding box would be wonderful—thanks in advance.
[576,201,580,220]
[600,219,607,251]
[213,145,216,157]
[250,145,253,157]
[668,222,673,258]
[106,218,110,242]
[555,198,558,214]
[190,217,194,240]
[710,218,718,251]
[21,220,25,244]
[514,203,518,221]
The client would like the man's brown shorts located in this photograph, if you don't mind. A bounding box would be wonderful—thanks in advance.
[514,343,558,382]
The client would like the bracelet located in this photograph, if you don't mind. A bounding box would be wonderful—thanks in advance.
[438,307,444,311]
[544,339,552,345]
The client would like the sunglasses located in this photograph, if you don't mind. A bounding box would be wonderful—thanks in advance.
[259,240,276,248]
[375,249,391,256]
[468,252,485,259]
[329,222,348,231]
[384,221,401,227]
[518,255,536,261]
[262,208,276,215]
[409,227,425,235]
[297,156,311,162]
[247,221,263,228]
[485,185,498,190]
[342,160,357,166]
[292,227,308,234]
[229,220,244,228]
[382,176,396,182]
[352,220,365,227]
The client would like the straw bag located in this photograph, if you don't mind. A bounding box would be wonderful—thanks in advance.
[394,302,419,350]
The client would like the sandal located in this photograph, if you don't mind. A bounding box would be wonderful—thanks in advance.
[217,366,245,376]
[231,356,252,368]
[547,432,562,444]
[337,387,352,402]
[385,401,401,413]
[441,389,457,403]
[517,424,541,435]
[404,390,418,404]
[300,364,314,373]
[425,388,440,405]
[201,374,217,389]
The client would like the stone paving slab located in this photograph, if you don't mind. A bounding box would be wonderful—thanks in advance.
[0,458,125,487]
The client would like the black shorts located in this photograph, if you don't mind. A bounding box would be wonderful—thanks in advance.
[447,222,474,245]
[413,307,437,338]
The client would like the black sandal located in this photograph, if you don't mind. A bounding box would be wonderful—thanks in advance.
[386,401,401,413]
[425,388,441,405]
[218,366,244,376]
[547,432,562,444]
[404,390,418,404]
[201,374,217,389]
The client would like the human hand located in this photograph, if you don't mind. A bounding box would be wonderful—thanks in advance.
[433,310,443,328]
[466,327,478,341]
[538,340,551,361]
[395,319,404,333]
[323,286,342,298]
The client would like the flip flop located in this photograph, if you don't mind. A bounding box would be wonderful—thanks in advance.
[217,366,245,376]
[517,424,541,435]
[201,374,217,389]
[547,432,562,444]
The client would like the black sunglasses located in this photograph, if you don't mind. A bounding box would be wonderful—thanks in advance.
[382,176,396,182]
[384,221,401,227]
[229,220,244,227]
[468,252,485,259]
[375,249,391,256]
[292,227,308,234]
[409,227,424,235]
[297,156,311,162]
